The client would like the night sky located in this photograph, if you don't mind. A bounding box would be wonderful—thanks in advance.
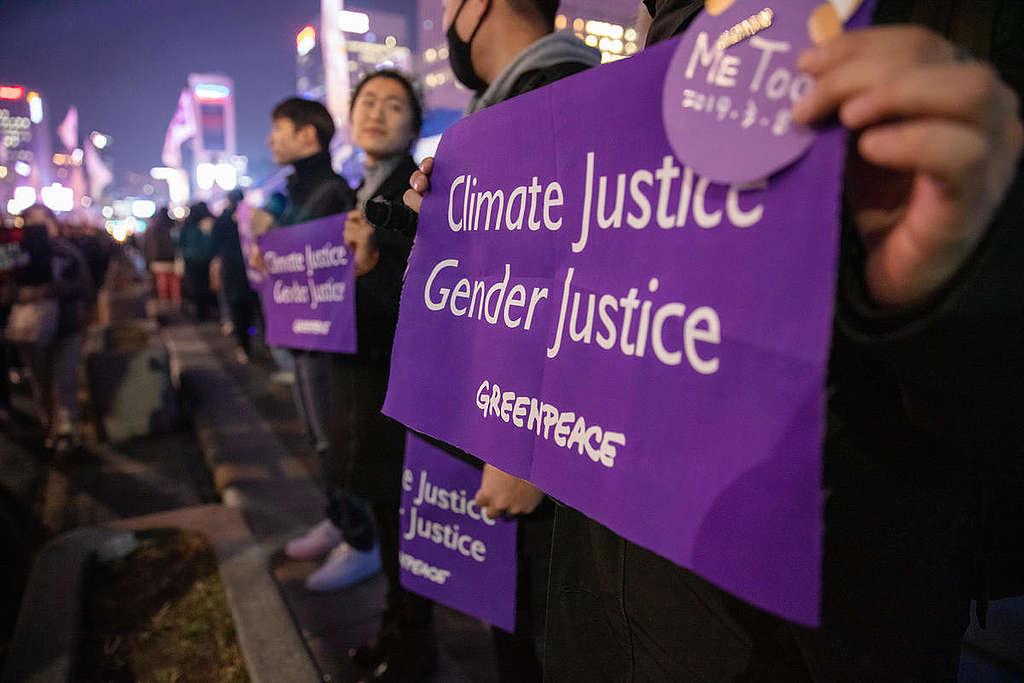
[0,0,416,185]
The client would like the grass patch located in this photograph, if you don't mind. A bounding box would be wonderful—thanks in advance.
[79,528,249,682]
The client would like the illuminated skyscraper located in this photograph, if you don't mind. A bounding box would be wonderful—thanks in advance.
[296,7,414,105]
[416,0,470,112]
[0,84,53,214]
[556,0,647,64]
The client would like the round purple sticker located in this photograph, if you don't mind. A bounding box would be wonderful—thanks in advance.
[663,0,845,184]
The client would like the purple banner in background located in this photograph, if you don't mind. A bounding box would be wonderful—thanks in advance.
[235,202,265,290]
[384,6,870,626]
[399,434,517,632]
[257,214,356,353]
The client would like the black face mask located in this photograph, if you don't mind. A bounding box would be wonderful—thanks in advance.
[446,0,491,92]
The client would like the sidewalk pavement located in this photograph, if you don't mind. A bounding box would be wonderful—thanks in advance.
[4,313,1019,682]
[172,321,499,683]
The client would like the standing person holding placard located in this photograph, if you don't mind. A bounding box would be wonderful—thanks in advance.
[320,70,434,681]
[536,2,1024,681]
[391,0,599,680]
[262,98,384,590]
[401,1,1024,680]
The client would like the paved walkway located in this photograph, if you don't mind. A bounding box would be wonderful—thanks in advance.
[175,322,499,683]
[3,314,1021,682]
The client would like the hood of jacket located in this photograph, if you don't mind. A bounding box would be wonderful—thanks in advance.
[467,32,601,114]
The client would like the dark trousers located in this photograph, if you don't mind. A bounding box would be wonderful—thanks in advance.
[227,293,258,353]
[0,341,10,410]
[545,504,970,683]
[183,259,213,321]
[375,501,433,631]
[492,502,552,683]
[323,477,376,552]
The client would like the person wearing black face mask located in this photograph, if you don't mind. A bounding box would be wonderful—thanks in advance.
[441,0,599,114]
[445,0,492,93]
[383,0,599,681]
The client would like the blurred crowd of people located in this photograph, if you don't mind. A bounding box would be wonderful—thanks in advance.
[0,205,113,453]
[143,190,261,363]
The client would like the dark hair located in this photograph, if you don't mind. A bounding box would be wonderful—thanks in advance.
[187,201,213,224]
[149,206,174,229]
[272,97,336,152]
[350,70,423,138]
[21,203,58,225]
[510,0,559,28]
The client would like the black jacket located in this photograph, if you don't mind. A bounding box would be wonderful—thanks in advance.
[325,155,419,504]
[349,155,420,366]
[277,151,357,227]
[211,207,253,305]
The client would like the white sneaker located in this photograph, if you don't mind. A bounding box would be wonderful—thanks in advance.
[305,543,381,592]
[270,370,295,385]
[284,519,342,560]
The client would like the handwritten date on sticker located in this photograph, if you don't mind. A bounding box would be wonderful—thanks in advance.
[662,0,870,184]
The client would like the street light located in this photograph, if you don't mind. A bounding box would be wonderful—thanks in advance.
[214,163,237,191]
[132,199,157,218]
[7,186,36,214]
[90,131,110,149]
[195,162,216,190]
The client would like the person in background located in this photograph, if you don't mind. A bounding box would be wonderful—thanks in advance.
[259,98,383,596]
[0,223,27,422]
[395,0,601,676]
[211,190,259,363]
[178,202,216,321]
[15,205,94,453]
[314,69,436,681]
[144,207,181,309]
[67,220,114,292]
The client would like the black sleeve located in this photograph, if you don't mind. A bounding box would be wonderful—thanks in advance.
[835,161,1024,430]
[645,0,704,47]
[415,431,484,471]
[372,203,417,259]
[508,61,594,99]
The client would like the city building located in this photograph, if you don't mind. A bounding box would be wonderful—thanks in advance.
[296,8,413,104]
[416,0,470,113]
[161,73,246,201]
[0,84,53,215]
[557,0,646,64]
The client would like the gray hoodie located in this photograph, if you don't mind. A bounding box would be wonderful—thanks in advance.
[466,32,601,114]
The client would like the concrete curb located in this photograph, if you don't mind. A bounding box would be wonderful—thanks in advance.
[163,324,323,538]
[109,505,321,683]
[161,324,326,681]
[1,527,125,683]
[1,506,322,683]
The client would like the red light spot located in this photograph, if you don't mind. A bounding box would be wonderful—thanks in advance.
[0,85,25,100]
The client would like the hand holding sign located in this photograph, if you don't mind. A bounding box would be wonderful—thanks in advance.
[474,463,546,519]
[344,209,381,276]
[793,27,1023,307]
[249,243,268,276]
[403,157,434,215]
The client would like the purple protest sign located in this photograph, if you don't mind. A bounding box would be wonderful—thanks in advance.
[257,214,356,353]
[399,433,517,632]
[382,10,870,625]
